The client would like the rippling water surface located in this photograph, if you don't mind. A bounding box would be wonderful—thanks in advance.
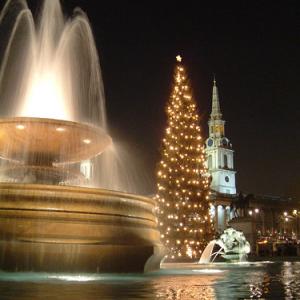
[0,261,300,299]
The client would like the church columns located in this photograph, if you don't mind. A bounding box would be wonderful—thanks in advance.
[216,205,226,233]
[218,205,223,232]
[214,204,218,230]
[223,206,227,229]
[214,204,232,233]
[223,206,231,229]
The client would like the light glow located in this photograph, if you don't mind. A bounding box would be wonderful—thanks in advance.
[48,274,99,282]
[20,71,70,121]
[192,269,224,274]
[83,139,91,144]
[176,55,182,62]
[16,124,25,130]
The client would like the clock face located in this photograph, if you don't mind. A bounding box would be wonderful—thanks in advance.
[225,176,230,183]
[207,139,213,147]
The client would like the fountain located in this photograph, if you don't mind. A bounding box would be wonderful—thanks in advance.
[199,228,251,263]
[0,0,164,273]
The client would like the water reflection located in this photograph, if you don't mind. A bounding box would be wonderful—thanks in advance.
[0,262,300,299]
[152,275,218,299]
[281,262,300,299]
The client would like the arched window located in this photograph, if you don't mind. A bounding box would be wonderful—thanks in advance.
[208,155,212,169]
[224,154,228,168]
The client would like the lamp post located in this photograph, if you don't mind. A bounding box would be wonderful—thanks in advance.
[249,208,262,239]
[253,208,263,236]
[292,209,299,240]
[283,212,288,236]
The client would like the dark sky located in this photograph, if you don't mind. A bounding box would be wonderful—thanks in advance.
[8,1,300,198]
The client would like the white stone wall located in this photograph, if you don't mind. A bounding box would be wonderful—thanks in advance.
[205,145,236,194]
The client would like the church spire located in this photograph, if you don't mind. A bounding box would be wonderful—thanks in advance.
[205,77,236,196]
[210,76,222,120]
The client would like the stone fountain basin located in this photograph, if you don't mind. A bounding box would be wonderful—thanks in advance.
[0,117,112,164]
[0,183,164,272]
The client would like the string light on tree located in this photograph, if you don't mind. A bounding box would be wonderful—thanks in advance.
[155,55,214,261]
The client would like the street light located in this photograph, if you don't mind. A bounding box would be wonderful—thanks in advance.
[292,209,299,239]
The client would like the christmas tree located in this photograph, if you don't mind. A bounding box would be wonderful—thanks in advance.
[156,55,214,260]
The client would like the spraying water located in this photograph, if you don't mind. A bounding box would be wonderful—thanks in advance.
[0,0,146,193]
[0,0,106,125]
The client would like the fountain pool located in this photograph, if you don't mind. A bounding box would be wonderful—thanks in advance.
[0,261,300,299]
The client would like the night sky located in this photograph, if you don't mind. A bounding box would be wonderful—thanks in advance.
[5,1,300,198]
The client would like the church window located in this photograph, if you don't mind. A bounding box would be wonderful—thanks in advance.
[224,154,228,168]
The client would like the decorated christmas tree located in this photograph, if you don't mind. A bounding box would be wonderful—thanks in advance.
[156,55,214,261]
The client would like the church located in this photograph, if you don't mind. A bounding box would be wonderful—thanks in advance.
[205,78,236,195]
[205,78,237,233]
[205,79,300,245]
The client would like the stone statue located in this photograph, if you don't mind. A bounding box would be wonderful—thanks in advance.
[216,227,250,261]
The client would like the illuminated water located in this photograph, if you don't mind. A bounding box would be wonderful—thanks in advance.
[0,0,105,124]
[0,0,147,193]
[0,262,299,299]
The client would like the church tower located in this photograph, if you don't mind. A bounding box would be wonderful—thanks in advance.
[205,78,236,194]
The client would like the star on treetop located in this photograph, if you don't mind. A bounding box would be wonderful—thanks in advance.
[176,55,182,62]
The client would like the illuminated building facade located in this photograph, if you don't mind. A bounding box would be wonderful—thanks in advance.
[205,78,236,195]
